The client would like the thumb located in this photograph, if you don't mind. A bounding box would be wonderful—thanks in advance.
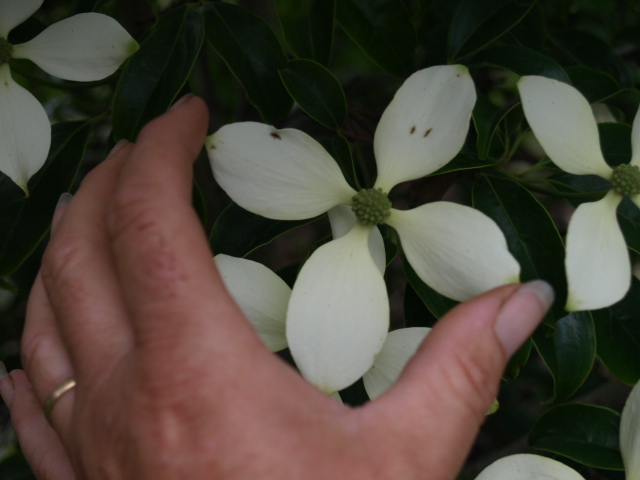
[363,281,553,476]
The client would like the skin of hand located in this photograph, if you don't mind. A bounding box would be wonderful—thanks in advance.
[0,95,553,480]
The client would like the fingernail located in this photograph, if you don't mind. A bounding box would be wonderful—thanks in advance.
[52,193,73,234]
[170,93,194,111]
[0,363,14,407]
[108,139,129,157]
[494,280,554,357]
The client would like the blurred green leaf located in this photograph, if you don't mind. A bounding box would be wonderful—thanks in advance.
[509,2,546,50]
[274,0,335,65]
[210,202,320,257]
[468,45,570,83]
[336,0,417,77]
[279,59,347,130]
[566,66,619,104]
[592,277,640,385]
[0,122,90,277]
[533,312,596,403]
[553,30,634,88]
[403,281,438,328]
[529,403,623,470]
[320,135,358,189]
[449,0,537,61]
[403,261,458,320]
[505,338,532,380]
[112,6,204,141]
[204,3,292,124]
[599,123,631,168]
[602,88,640,123]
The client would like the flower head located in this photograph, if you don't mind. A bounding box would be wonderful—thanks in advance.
[0,0,139,194]
[208,65,521,393]
[518,75,640,311]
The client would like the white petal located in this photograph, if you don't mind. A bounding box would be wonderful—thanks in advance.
[12,13,138,82]
[373,65,476,191]
[517,76,612,178]
[621,381,640,480]
[0,64,50,194]
[362,327,430,400]
[630,106,640,167]
[565,191,629,311]
[207,123,356,220]
[327,204,386,274]
[387,203,521,302]
[286,223,389,393]
[0,0,42,38]
[214,254,289,352]
[475,454,586,480]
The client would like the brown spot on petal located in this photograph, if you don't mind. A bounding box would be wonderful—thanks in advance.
[410,126,416,134]
[270,132,282,140]
[423,128,432,138]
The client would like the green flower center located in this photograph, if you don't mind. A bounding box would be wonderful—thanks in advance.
[351,188,392,225]
[0,38,12,64]
[611,163,640,196]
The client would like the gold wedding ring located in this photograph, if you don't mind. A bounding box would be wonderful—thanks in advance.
[44,377,76,422]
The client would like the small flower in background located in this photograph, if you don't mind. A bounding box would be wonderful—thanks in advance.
[518,76,640,311]
[208,65,521,393]
[214,254,432,398]
[474,380,640,479]
[0,0,139,195]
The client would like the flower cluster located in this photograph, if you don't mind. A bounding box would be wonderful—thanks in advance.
[207,65,521,393]
[518,76,640,311]
[0,0,138,195]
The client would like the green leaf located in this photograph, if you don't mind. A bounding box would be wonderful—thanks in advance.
[336,0,417,77]
[403,261,458,320]
[599,123,631,168]
[602,88,640,124]
[472,176,567,312]
[618,197,640,254]
[204,3,292,124]
[533,312,596,402]
[274,0,335,65]
[112,6,204,141]
[529,403,623,470]
[432,153,499,175]
[448,0,537,61]
[279,59,347,130]
[403,281,438,328]
[566,66,620,104]
[468,45,570,83]
[210,202,321,257]
[320,135,358,190]
[0,122,91,277]
[592,277,640,385]
[553,30,634,88]
[509,2,546,50]
[472,96,523,160]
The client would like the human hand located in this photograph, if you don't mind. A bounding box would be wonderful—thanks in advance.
[0,95,553,480]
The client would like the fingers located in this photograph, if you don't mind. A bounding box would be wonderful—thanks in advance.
[39,142,134,381]
[105,96,263,360]
[364,281,553,475]
[1,370,76,480]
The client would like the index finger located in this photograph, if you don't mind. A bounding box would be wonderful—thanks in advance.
[106,96,267,362]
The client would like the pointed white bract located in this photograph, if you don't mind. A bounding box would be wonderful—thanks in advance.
[387,203,521,302]
[621,381,640,480]
[362,327,430,400]
[0,64,51,193]
[207,123,355,220]
[631,107,640,168]
[0,0,43,38]
[518,76,612,178]
[0,6,138,194]
[286,224,389,393]
[327,204,386,274]
[374,65,477,191]
[214,255,289,352]
[12,13,138,82]
[208,64,520,392]
[564,191,628,311]
[475,454,586,480]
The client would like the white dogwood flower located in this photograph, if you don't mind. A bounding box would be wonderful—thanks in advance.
[518,76,640,311]
[475,380,640,479]
[0,0,138,194]
[208,65,521,393]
